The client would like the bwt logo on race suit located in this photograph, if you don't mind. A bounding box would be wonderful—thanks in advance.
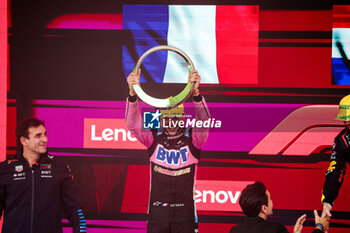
[155,145,189,165]
[143,110,161,129]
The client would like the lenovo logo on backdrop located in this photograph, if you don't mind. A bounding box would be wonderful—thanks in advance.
[195,180,253,211]
[84,118,146,149]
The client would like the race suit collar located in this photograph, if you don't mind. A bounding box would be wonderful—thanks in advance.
[14,151,47,164]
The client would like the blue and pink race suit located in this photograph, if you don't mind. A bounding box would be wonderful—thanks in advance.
[126,95,210,233]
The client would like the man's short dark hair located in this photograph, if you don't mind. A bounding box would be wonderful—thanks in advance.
[16,118,45,150]
[239,181,268,217]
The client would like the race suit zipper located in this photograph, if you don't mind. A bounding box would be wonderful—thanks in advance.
[31,169,34,233]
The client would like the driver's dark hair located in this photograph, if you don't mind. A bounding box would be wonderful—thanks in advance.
[239,181,268,217]
[16,118,45,155]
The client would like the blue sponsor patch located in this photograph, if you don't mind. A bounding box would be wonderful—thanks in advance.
[156,145,189,165]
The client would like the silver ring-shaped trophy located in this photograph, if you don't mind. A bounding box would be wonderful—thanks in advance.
[132,45,195,109]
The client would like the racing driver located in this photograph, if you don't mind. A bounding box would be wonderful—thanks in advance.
[321,94,350,218]
[126,69,210,233]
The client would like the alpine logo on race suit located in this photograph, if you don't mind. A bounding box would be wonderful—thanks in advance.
[155,145,189,165]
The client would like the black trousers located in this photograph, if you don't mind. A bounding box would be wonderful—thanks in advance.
[147,201,198,233]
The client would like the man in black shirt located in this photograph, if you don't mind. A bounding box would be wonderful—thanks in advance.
[0,118,86,233]
[230,181,329,233]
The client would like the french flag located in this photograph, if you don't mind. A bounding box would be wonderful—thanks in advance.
[332,5,350,85]
[122,5,259,84]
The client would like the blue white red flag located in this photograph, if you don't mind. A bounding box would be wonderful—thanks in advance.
[122,5,259,84]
